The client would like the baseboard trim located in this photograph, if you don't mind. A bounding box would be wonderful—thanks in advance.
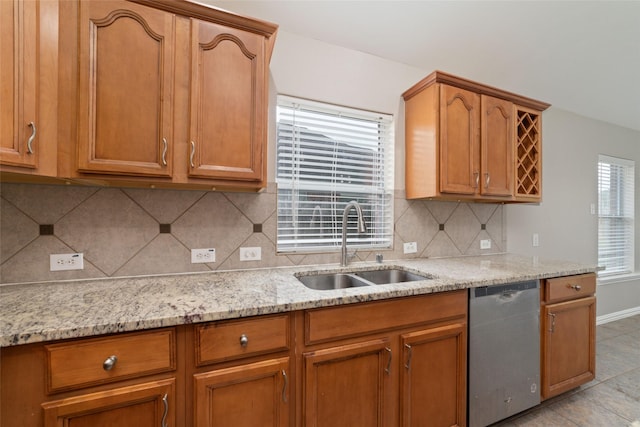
[596,306,640,325]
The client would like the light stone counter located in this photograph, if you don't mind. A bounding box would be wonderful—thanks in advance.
[0,254,596,347]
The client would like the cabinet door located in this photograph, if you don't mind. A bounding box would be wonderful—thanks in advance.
[194,357,289,427]
[42,379,174,427]
[439,84,480,195]
[303,339,392,427]
[542,297,596,399]
[0,0,38,168]
[76,1,174,177]
[480,95,513,197]
[188,19,265,182]
[400,323,467,427]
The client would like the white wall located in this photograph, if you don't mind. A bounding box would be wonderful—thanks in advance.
[269,31,640,318]
[506,108,640,317]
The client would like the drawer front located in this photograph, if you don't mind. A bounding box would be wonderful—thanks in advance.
[544,273,596,303]
[45,328,176,393]
[196,314,290,366]
[305,290,467,345]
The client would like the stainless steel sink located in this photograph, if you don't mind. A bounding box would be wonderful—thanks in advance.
[297,273,371,290]
[353,269,429,284]
[297,268,431,290]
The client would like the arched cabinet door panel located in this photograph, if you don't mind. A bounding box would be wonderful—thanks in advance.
[77,1,174,177]
[188,19,265,182]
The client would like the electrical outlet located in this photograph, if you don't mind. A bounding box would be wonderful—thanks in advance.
[532,233,539,247]
[480,239,492,249]
[403,242,417,254]
[240,247,261,261]
[50,253,84,271]
[191,248,216,264]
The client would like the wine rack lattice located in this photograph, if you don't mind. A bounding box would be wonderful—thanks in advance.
[516,110,541,199]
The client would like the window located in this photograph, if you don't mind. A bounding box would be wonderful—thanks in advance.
[597,155,635,277]
[276,96,394,253]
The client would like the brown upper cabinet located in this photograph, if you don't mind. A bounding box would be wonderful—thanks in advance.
[57,0,277,191]
[0,0,58,178]
[403,71,549,202]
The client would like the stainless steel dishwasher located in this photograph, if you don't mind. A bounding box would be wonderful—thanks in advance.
[468,280,540,427]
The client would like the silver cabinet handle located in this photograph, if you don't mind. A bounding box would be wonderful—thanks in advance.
[239,334,248,347]
[569,284,582,291]
[27,122,36,154]
[384,347,392,375]
[485,172,490,188]
[281,369,288,403]
[161,138,168,166]
[404,344,413,369]
[102,355,118,371]
[190,141,196,168]
[548,312,556,333]
[161,393,169,427]
[474,172,479,189]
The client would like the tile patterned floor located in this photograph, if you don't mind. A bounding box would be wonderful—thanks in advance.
[493,314,640,426]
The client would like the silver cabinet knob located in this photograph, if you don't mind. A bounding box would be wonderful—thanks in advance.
[569,284,582,291]
[239,334,249,347]
[103,355,118,371]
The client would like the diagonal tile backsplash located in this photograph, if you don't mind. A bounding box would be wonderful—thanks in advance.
[0,183,505,284]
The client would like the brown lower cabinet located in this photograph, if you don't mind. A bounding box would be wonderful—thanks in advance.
[299,290,467,427]
[541,273,596,400]
[1,288,497,427]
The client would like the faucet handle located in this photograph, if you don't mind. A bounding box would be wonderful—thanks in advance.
[376,253,383,263]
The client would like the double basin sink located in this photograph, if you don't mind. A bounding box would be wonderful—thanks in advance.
[297,268,431,290]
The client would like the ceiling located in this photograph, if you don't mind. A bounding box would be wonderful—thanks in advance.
[206,1,640,132]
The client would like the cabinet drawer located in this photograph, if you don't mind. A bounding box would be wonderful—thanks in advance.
[544,273,596,303]
[195,314,290,366]
[305,291,467,345]
[45,328,176,393]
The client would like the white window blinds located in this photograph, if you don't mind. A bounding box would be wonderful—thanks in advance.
[598,155,635,277]
[276,96,394,253]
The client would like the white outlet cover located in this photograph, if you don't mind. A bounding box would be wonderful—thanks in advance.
[50,253,84,271]
[403,242,418,254]
[480,239,492,249]
[240,247,261,261]
[191,248,216,264]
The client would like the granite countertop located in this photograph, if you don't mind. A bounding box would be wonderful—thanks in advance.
[0,254,596,347]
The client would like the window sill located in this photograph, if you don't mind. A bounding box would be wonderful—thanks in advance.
[597,272,640,286]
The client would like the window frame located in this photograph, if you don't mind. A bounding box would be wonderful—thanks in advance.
[597,154,635,278]
[275,95,394,254]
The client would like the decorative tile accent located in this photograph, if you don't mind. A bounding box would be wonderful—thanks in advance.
[253,224,262,233]
[40,224,54,235]
[55,189,158,275]
[159,224,171,234]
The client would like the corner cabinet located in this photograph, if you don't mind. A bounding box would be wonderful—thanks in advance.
[0,0,58,178]
[403,70,549,202]
[541,273,596,400]
[57,0,276,191]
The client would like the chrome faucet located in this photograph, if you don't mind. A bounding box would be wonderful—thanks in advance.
[341,201,367,267]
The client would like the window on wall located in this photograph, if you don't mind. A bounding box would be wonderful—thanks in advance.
[597,155,635,277]
[276,95,394,253]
